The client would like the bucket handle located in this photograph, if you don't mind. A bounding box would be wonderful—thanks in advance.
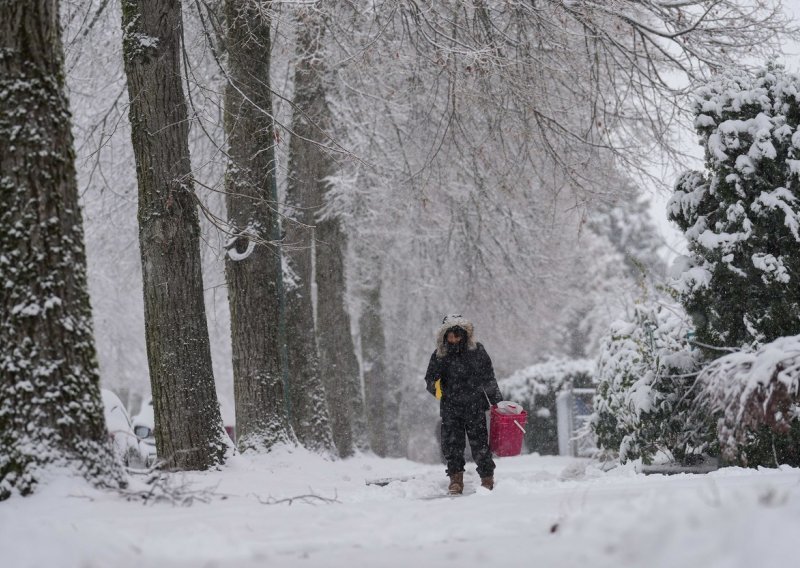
[486,389,527,433]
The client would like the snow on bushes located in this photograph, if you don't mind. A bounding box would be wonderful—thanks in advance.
[695,334,800,467]
[663,64,800,466]
[592,299,703,464]
[500,358,594,455]
[669,65,800,353]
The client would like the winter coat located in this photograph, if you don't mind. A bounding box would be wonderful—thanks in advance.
[424,315,503,414]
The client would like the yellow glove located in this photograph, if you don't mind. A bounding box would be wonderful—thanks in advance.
[434,378,442,400]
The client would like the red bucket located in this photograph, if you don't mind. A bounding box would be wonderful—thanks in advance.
[489,406,527,457]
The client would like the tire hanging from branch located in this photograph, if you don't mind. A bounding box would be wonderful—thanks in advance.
[223,0,295,452]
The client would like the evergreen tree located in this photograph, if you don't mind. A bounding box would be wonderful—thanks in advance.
[592,297,703,464]
[668,66,800,465]
[0,0,125,498]
[669,66,800,353]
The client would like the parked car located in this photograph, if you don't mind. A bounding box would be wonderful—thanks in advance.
[131,397,157,465]
[101,389,149,469]
[224,425,236,444]
[132,397,236,463]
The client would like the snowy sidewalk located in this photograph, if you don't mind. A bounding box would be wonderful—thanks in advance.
[2,450,800,568]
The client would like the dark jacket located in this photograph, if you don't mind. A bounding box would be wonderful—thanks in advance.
[425,342,503,413]
[425,316,504,415]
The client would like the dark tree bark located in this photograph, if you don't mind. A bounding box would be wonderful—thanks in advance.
[356,249,404,457]
[120,0,227,470]
[288,4,366,456]
[283,6,336,454]
[0,0,125,499]
[316,218,367,455]
[223,0,294,452]
[359,281,391,457]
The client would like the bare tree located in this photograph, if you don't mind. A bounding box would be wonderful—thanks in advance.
[223,0,294,451]
[317,218,367,455]
[357,261,398,457]
[120,0,228,469]
[318,0,790,456]
[322,0,793,364]
[51,0,794,464]
[394,0,792,192]
[287,3,367,456]
[0,0,125,499]
[282,8,338,454]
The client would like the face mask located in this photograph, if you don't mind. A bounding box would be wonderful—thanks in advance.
[446,342,464,355]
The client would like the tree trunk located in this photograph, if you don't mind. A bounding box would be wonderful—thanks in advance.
[0,0,125,499]
[223,0,294,452]
[120,0,227,470]
[287,4,366,456]
[283,6,336,454]
[283,232,334,453]
[316,218,367,455]
[359,281,393,457]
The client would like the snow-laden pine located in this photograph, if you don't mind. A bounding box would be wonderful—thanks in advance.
[669,65,800,353]
[593,297,703,464]
[663,65,800,467]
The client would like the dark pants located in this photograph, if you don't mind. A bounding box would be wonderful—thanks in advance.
[441,406,495,478]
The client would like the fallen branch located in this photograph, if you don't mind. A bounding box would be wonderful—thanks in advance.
[249,490,339,506]
[120,472,223,507]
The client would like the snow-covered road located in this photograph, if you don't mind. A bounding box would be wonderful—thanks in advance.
[2,450,799,568]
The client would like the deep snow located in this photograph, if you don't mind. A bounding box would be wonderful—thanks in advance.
[2,450,800,568]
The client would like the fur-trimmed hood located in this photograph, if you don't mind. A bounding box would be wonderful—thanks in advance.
[435,314,477,358]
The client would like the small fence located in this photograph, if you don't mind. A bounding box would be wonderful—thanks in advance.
[556,388,597,457]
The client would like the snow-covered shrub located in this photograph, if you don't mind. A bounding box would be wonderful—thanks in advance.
[669,65,800,353]
[695,335,800,467]
[501,359,594,455]
[592,300,704,464]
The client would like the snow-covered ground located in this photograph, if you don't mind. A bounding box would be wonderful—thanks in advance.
[3,450,800,568]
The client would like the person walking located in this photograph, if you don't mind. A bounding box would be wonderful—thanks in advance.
[424,314,503,494]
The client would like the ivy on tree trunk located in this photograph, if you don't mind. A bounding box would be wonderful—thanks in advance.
[0,0,125,499]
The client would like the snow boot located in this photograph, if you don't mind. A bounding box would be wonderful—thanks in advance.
[480,476,494,490]
[448,472,464,495]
